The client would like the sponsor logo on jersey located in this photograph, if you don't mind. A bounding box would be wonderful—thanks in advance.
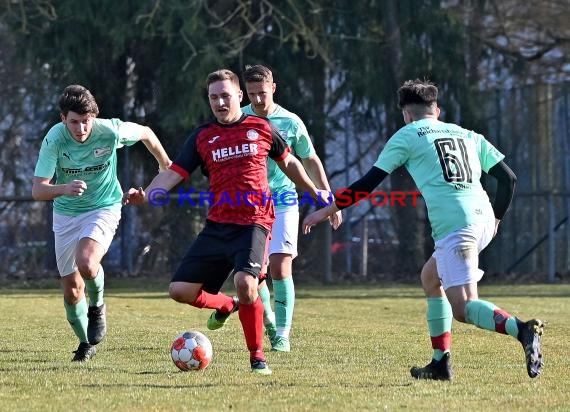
[246,129,259,141]
[93,146,112,158]
[211,143,258,162]
[208,136,220,144]
[62,160,111,175]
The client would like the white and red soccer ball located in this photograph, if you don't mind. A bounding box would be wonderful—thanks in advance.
[170,331,213,371]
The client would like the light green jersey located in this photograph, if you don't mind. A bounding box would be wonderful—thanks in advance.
[242,104,316,210]
[34,118,142,216]
[375,118,504,240]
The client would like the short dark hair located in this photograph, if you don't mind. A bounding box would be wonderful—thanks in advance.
[243,64,273,83]
[59,85,99,116]
[397,79,438,109]
[206,69,240,89]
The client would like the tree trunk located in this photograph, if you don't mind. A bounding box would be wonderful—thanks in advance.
[306,57,333,282]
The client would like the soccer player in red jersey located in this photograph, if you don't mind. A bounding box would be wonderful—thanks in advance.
[124,69,328,374]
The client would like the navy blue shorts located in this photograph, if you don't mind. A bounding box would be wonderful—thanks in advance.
[171,220,269,294]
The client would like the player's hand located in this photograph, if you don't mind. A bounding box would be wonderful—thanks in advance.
[302,208,331,234]
[66,180,87,196]
[329,210,343,230]
[123,187,146,205]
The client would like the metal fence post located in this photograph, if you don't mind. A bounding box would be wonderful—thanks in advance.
[360,217,368,278]
[548,192,556,283]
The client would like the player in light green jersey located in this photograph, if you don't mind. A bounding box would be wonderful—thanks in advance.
[302,79,543,380]
[241,65,342,352]
[32,85,171,362]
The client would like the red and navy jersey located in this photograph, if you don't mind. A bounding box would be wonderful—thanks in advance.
[171,114,290,229]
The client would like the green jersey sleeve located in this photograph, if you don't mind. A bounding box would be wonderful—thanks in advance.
[288,114,315,159]
[374,129,411,173]
[475,131,505,172]
[34,127,60,178]
[112,120,144,148]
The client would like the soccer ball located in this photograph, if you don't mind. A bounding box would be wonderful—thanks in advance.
[170,331,213,371]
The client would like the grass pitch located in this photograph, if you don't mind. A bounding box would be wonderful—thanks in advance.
[0,282,568,411]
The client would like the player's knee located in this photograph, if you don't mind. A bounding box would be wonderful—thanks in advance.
[235,286,257,305]
[76,257,99,279]
[453,313,467,323]
[269,270,290,281]
[234,276,257,304]
[236,292,256,305]
[420,258,440,294]
[451,305,467,323]
[168,284,186,303]
[64,285,84,304]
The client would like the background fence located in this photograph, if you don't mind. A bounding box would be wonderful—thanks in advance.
[1,190,568,284]
[2,82,569,284]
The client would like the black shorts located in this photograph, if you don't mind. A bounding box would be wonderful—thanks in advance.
[171,220,269,294]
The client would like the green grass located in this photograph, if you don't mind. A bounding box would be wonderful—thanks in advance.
[0,283,569,411]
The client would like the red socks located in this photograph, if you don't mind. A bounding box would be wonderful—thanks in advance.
[430,331,451,352]
[190,290,235,313]
[238,296,265,360]
[191,291,265,360]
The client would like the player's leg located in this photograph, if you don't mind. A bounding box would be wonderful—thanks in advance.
[232,225,272,374]
[445,283,544,378]
[268,208,298,352]
[234,270,270,374]
[76,207,121,346]
[169,280,238,328]
[257,273,276,341]
[439,221,544,378]
[53,212,96,361]
[60,271,95,362]
[169,224,237,329]
[269,254,293,351]
[75,237,107,345]
[170,278,237,316]
[410,257,453,381]
[257,239,276,341]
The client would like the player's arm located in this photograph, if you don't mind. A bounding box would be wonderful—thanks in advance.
[302,166,388,234]
[32,132,87,200]
[268,121,328,203]
[301,155,330,191]
[32,177,87,200]
[293,120,331,191]
[123,169,183,205]
[125,129,200,205]
[138,126,172,171]
[275,154,325,202]
[487,160,517,230]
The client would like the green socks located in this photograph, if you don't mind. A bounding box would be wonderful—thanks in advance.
[64,297,89,342]
[273,277,295,338]
[426,297,453,360]
[465,299,519,338]
[84,266,105,308]
[258,281,275,326]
